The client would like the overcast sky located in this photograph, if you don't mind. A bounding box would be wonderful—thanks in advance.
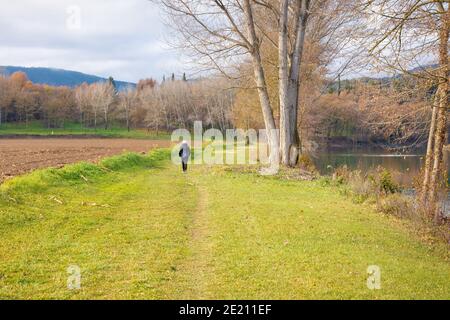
[0,0,183,83]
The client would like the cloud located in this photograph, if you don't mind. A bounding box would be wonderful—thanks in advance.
[0,0,184,82]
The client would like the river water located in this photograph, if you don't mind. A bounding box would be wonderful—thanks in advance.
[312,147,450,215]
[312,147,450,186]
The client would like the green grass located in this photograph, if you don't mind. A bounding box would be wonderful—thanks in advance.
[0,121,170,140]
[0,151,449,299]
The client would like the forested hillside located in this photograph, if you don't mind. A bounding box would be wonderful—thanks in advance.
[0,66,134,90]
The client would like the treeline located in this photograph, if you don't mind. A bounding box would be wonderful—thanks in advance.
[0,70,431,148]
[0,72,75,128]
[228,27,432,150]
[0,72,234,132]
[304,75,432,149]
[233,76,431,150]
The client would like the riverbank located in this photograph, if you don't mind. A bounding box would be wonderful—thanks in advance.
[0,150,449,299]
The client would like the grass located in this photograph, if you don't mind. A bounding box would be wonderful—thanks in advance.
[0,150,449,299]
[0,121,170,140]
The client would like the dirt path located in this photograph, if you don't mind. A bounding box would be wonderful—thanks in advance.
[170,175,214,299]
[0,138,170,183]
[188,184,211,298]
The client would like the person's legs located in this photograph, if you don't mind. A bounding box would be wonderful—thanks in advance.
[182,161,187,172]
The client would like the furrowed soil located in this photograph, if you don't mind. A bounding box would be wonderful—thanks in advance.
[0,138,171,183]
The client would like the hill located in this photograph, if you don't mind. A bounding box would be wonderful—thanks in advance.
[326,64,439,93]
[0,66,135,90]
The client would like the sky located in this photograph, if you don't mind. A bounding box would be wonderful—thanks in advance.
[0,0,184,83]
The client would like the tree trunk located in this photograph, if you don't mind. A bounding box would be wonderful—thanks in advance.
[428,7,449,220]
[94,109,97,131]
[287,0,310,166]
[429,88,448,220]
[243,0,279,168]
[421,88,440,203]
[279,0,290,165]
[104,109,108,130]
[126,106,130,132]
[338,74,341,96]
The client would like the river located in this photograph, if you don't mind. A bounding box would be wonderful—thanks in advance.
[312,147,450,186]
[312,147,450,216]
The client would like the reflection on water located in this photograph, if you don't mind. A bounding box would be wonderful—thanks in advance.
[312,147,450,217]
[312,147,450,187]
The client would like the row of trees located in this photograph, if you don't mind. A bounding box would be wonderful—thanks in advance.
[0,72,234,132]
[231,69,432,150]
[304,78,431,149]
[141,78,233,133]
[0,72,76,128]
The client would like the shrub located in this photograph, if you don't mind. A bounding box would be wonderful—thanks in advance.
[332,165,351,185]
[332,165,400,201]
[377,193,414,219]
[330,166,448,245]
[299,154,317,173]
[377,168,400,194]
[348,170,373,201]
[318,176,332,186]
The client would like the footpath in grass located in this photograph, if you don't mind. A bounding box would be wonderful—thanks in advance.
[0,151,449,299]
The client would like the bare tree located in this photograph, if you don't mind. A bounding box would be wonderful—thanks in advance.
[279,0,311,166]
[141,86,166,134]
[158,0,289,166]
[89,82,116,130]
[139,77,234,133]
[0,75,14,126]
[119,86,137,132]
[428,4,449,219]
[362,0,449,220]
[75,83,91,129]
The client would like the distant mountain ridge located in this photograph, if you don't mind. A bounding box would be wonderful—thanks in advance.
[0,66,135,90]
[325,63,439,94]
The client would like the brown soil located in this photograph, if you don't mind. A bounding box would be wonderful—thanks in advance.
[0,138,171,183]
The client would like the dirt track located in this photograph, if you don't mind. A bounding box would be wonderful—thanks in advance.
[0,138,171,183]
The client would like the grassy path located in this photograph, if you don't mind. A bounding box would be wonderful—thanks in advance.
[0,152,449,299]
[0,152,197,299]
[185,185,211,299]
[165,183,213,299]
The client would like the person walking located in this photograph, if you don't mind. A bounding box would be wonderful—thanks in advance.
[179,140,191,173]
